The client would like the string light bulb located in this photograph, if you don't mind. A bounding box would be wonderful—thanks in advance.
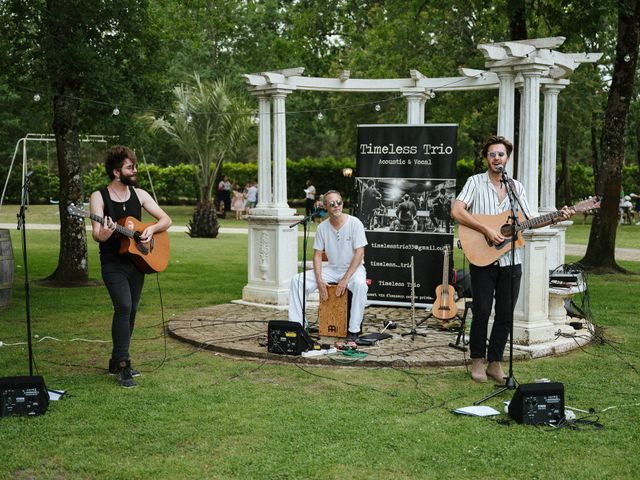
[112,106,120,116]
[624,54,631,62]
[186,114,193,123]
[251,114,260,125]
[317,112,324,120]
[33,94,41,102]
[375,104,381,112]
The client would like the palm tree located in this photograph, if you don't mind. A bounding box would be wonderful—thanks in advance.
[141,74,253,237]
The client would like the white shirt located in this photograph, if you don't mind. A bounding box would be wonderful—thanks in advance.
[314,215,368,270]
[246,186,258,202]
[304,185,316,200]
[456,172,532,266]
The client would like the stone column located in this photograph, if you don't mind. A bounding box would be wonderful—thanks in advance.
[540,84,565,213]
[495,70,516,177]
[517,68,545,214]
[513,229,558,345]
[403,89,428,125]
[242,89,298,306]
[254,94,272,212]
[271,90,294,214]
[541,83,569,279]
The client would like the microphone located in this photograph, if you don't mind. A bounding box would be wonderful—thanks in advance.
[496,165,504,173]
[25,170,35,178]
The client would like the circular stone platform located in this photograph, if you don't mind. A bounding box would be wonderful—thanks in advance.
[166,303,564,367]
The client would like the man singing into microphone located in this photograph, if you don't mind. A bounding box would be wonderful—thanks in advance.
[451,135,572,383]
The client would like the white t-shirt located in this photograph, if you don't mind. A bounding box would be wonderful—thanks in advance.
[304,185,316,200]
[314,215,368,270]
[246,186,258,202]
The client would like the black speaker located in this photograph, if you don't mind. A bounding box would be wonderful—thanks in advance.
[0,376,49,417]
[508,382,564,425]
[267,321,315,355]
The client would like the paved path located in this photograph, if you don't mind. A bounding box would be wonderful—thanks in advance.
[167,302,592,367]
[2,223,638,261]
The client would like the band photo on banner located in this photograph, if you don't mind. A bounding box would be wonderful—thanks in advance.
[355,124,458,307]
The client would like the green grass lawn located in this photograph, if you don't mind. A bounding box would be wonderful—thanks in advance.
[0,228,638,479]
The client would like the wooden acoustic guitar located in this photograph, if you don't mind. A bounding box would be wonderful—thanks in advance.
[67,203,170,274]
[458,197,600,267]
[433,245,457,321]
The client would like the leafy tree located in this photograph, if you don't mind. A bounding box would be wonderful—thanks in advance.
[581,0,640,272]
[141,75,253,237]
[0,0,172,285]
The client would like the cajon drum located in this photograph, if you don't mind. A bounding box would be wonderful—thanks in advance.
[318,284,348,338]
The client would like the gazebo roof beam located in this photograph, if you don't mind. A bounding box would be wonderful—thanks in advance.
[503,42,537,58]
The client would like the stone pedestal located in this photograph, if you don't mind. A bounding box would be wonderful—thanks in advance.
[546,219,572,271]
[242,213,299,305]
[549,283,585,334]
[513,228,558,345]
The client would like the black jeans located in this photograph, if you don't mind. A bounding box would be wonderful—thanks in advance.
[101,261,145,362]
[469,263,521,362]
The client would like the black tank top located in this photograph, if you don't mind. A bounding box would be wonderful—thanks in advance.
[99,187,143,264]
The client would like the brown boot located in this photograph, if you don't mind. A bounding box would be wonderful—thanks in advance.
[486,361,506,383]
[470,358,487,383]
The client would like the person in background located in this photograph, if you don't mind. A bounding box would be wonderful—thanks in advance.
[304,180,316,217]
[231,183,246,220]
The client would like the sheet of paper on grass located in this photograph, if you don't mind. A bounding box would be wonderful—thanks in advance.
[453,405,500,416]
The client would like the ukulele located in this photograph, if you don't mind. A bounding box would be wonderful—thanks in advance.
[67,203,170,274]
[458,197,600,267]
[433,245,457,321]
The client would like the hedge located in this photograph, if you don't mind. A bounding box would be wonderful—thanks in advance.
[1,159,637,206]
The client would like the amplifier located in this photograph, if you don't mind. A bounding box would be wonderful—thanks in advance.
[267,321,315,356]
[0,376,49,417]
[508,382,564,425]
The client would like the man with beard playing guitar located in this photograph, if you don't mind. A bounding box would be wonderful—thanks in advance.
[89,145,171,388]
[451,136,573,383]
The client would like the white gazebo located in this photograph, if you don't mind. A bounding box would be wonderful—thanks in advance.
[241,37,601,347]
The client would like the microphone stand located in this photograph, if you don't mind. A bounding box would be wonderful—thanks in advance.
[474,167,522,405]
[289,211,316,329]
[17,172,35,376]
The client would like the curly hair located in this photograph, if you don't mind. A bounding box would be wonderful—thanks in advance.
[105,145,137,180]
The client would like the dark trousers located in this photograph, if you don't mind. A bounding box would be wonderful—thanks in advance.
[101,261,145,362]
[305,198,315,217]
[469,263,521,362]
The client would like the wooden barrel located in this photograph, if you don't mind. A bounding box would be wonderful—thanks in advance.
[0,229,14,309]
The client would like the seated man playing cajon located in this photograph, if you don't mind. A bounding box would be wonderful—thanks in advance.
[288,190,368,341]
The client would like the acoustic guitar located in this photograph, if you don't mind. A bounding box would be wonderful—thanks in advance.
[433,245,457,321]
[458,197,600,267]
[67,203,170,274]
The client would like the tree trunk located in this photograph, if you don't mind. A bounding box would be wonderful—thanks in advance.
[591,113,601,193]
[558,135,572,206]
[580,0,640,273]
[187,200,220,238]
[44,88,89,286]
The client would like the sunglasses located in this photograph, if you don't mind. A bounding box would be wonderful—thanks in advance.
[487,151,507,158]
[328,199,343,207]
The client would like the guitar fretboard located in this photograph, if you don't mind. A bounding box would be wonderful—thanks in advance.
[75,210,136,239]
[516,211,562,232]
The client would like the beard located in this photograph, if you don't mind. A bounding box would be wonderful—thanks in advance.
[119,174,138,187]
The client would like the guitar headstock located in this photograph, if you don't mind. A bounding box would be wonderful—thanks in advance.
[573,196,601,214]
[67,203,89,219]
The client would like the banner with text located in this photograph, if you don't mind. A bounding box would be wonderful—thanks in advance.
[355,124,457,306]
